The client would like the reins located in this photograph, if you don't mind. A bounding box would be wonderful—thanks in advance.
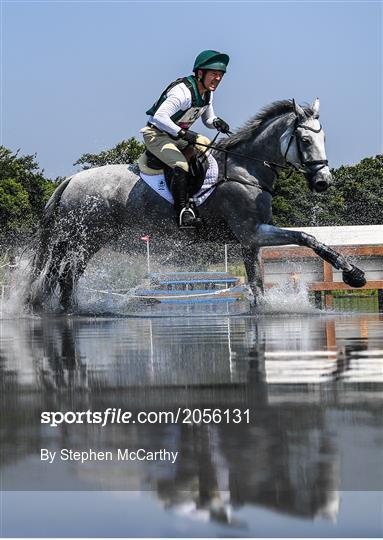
[197,140,300,175]
[196,138,277,199]
[197,131,281,197]
[195,132,298,198]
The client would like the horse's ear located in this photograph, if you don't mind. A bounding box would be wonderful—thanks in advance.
[292,98,305,119]
[311,98,320,116]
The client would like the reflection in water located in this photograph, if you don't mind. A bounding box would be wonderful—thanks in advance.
[0,311,382,532]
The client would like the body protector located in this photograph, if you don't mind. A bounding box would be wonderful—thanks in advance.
[146,76,211,130]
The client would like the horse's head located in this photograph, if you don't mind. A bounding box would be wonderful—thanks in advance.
[280,98,332,193]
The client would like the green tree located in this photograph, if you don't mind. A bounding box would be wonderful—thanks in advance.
[272,155,383,227]
[74,137,145,169]
[0,146,56,244]
[272,170,312,227]
[331,155,383,225]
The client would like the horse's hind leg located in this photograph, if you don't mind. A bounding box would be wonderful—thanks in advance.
[58,261,74,311]
[45,241,68,294]
[28,240,68,309]
[58,258,88,311]
[58,241,101,311]
[242,247,264,304]
[253,224,366,288]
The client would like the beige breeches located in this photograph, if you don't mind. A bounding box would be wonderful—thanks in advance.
[141,125,189,172]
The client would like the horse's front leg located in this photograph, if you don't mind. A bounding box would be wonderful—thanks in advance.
[242,246,263,305]
[253,224,366,288]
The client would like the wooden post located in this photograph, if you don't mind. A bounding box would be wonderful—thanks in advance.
[323,261,334,308]
[325,291,334,308]
[359,319,369,338]
[325,320,336,350]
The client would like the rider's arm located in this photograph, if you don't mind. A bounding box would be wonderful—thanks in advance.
[150,84,191,137]
[201,94,217,129]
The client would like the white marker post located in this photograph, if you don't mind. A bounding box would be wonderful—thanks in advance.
[141,235,151,275]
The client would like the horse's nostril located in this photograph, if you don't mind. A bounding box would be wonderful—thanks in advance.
[315,181,328,192]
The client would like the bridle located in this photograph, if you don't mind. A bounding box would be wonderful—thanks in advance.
[283,115,329,180]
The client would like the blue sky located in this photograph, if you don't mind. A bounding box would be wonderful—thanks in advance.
[2,0,382,178]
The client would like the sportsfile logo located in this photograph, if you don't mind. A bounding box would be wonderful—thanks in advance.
[41,409,137,428]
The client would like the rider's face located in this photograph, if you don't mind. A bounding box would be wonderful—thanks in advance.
[199,70,224,91]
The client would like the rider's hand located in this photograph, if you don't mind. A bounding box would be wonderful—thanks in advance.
[213,117,231,134]
[178,130,211,151]
[178,129,198,144]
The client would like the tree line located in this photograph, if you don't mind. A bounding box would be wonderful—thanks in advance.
[0,140,381,248]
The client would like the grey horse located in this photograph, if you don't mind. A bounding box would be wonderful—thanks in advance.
[29,98,366,310]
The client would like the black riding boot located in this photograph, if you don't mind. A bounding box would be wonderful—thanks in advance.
[170,166,198,228]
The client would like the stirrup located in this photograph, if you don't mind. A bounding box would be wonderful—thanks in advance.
[178,207,197,228]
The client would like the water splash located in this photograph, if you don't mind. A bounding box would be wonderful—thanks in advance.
[1,247,325,319]
[310,201,323,226]
[257,271,319,315]
[75,249,151,315]
[0,254,35,318]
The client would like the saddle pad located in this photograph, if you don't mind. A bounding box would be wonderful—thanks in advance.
[140,154,219,206]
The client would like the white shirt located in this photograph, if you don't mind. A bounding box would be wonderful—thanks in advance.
[147,82,217,137]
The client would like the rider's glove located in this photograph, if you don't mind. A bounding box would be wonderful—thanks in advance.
[213,117,231,134]
[178,129,198,144]
[178,130,211,152]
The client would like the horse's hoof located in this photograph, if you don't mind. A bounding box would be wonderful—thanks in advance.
[342,265,366,288]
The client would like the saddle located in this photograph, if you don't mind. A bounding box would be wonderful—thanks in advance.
[144,147,209,197]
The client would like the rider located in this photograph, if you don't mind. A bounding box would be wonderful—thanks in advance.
[141,50,231,227]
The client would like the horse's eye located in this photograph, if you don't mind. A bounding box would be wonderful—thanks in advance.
[301,138,311,145]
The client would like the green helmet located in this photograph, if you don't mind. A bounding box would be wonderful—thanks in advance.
[193,50,230,73]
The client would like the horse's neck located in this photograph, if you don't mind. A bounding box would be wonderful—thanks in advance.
[256,114,291,161]
[227,114,292,180]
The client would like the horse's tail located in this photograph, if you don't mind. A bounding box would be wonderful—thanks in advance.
[43,176,73,225]
[37,175,73,262]
[28,176,73,307]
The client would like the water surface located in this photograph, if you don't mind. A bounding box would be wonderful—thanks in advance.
[0,297,382,537]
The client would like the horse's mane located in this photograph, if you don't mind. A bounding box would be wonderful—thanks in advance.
[218,99,315,149]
